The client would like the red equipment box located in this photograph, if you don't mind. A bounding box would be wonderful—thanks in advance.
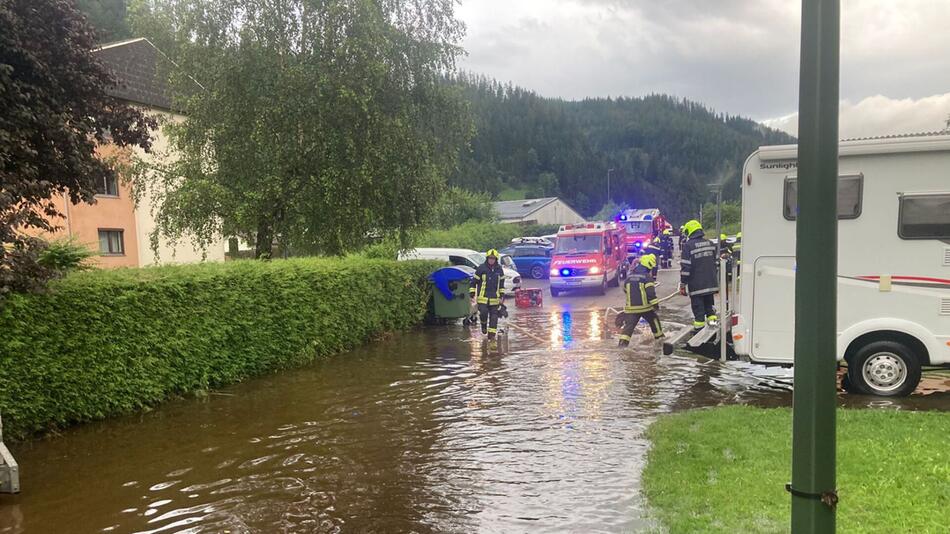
[514,288,543,308]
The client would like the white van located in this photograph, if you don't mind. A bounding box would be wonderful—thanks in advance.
[730,133,950,396]
[397,248,522,292]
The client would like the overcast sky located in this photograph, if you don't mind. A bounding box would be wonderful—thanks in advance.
[457,0,950,138]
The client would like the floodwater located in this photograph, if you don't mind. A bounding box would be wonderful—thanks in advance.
[2,297,947,533]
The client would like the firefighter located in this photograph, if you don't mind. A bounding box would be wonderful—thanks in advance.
[644,236,664,277]
[661,228,674,267]
[469,249,507,341]
[679,220,718,330]
[617,253,664,346]
[732,232,742,286]
[719,233,734,287]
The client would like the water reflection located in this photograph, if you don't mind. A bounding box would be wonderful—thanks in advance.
[1,310,945,533]
[561,311,573,348]
[588,310,602,340]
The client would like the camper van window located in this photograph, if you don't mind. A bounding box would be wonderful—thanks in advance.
[783,174,863,220]
[898,193,950,239]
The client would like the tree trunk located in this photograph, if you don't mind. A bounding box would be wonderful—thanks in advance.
[255,224,273,260]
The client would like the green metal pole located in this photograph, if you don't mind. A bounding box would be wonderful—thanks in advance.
[792,0,839,532]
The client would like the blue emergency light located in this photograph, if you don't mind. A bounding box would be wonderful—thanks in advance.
[644,215,653,220]
[619,214,628,221]
[561,268,571,276]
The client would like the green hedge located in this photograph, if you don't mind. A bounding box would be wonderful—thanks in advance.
[0,257,438,440]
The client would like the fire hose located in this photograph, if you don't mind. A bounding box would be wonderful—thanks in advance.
[605,290,681,317]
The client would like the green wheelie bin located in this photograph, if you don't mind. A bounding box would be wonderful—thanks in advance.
[429,266,474,320]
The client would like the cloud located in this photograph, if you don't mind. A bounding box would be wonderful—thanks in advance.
[457,0,950,120]
[764,93,950,138]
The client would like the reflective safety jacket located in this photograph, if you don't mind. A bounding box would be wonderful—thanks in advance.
[470,262,506,305]
[644,240,664,258]
[661,234,674,255]
[680,230,718,296]
[624,263,658,313]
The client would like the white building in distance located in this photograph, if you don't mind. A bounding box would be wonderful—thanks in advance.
[492,197,586,225]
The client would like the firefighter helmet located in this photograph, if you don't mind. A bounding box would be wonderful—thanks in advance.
[684,220,703,237]
[640,253,657,270]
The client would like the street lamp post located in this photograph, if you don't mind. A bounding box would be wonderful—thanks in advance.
[791,0,839,532]
[706,183,723,257]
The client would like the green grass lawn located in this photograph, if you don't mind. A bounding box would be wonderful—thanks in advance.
[642,406,950,533]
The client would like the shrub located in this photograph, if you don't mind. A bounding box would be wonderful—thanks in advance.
[701,200,741,235]
[355,222,563,259]
[429,187,496,229]
[418,222,561,252]
[0,257,439,440]
[522,223,561,237]
[1,237,94,297]
[1,237,56,296]
[37,237,94,272]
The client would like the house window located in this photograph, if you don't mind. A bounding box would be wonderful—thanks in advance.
[96,175,119,197]
[98,229,125,255]
[783,174,863,220]
[898,193,950,240]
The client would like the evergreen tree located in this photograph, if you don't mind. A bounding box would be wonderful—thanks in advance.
[449,76,795,223]
[77,0,131,42]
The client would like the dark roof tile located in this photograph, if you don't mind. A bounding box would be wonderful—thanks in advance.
[93,38,199,111]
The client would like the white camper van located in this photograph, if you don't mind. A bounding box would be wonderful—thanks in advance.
[730,133,950,396]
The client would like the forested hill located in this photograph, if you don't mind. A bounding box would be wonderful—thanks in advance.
[450,76,795,222]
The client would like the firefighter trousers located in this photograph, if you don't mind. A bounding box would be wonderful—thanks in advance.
[478,304,500,339]
[619,310,664,344]
[690,293,717,328]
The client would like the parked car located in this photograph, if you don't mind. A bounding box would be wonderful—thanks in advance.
[510,236,553,247]
[500,244,554,279]
[397,247,522,292]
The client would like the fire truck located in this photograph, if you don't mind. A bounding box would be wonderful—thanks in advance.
[617,208,667,260]
[549,222,626,296]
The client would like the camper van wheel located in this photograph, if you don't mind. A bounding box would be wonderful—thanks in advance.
[840,371,853,392]
[848,340,921,397]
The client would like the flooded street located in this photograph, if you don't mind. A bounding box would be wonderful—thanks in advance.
[2,272,947,533]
